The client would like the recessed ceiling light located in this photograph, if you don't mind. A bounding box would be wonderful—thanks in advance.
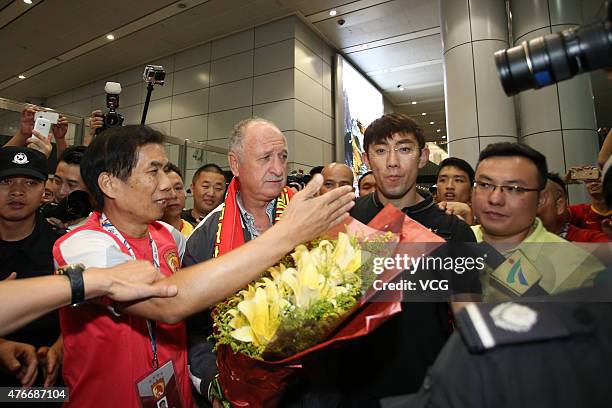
[23,0,32,4]
[436,129,441,132]
[18,74,26,79]
[411,101,417,105]
[106,34,115,40]
[442,135,447,139]
[329,9,337,16]
[421,112,427,116]
[397,85,405,91]
[429,121,434,125]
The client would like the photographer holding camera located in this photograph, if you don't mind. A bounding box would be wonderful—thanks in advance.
[42,146,92,230]
[84,109,104,146]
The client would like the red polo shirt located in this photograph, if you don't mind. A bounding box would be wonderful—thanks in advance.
[568,204,612,232]
[53,213,193,408]
[566,223,610,243]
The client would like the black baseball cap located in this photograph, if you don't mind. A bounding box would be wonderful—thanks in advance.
[0,147,48,181]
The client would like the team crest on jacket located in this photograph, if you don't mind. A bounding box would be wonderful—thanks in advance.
[164,250,180,274]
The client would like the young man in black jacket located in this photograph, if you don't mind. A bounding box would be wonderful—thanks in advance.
[335,113,477,406]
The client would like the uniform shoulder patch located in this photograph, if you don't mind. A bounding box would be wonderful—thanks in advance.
[456,302,585,353]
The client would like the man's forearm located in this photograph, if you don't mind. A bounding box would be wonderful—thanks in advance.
[55,138,67,161]
[0,271,124,336]
[121,222,297,323]
[3,132,28,147]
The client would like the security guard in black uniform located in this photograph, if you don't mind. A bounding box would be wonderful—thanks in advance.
[0,146,66,396]
[381,285,612,408]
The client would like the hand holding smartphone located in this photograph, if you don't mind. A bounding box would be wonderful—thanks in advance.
[34,111,59,124]
[568,166,601,182]
[33,118,51,140]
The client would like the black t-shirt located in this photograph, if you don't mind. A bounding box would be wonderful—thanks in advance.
[333,192,477,403]
[0,215,64,386]
[181,209,199,227]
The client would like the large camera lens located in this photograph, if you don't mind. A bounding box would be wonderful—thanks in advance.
[65,190,92,219]
[103,112,124,128]
[40,190,92,223]
[104,112,120,127]
[494,18,612,96]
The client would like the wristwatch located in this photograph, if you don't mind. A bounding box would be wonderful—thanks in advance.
[56,263,86,305]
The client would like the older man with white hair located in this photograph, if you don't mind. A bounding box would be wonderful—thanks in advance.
[183,117,293,403]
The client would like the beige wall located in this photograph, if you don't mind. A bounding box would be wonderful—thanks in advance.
[45,16,335,207]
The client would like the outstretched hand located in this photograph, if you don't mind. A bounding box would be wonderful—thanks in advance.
[86,260,178,302]
[279,174,355,244]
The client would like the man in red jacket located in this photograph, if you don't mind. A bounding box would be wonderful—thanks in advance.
[568,178,612,234]
[538,173,609,242]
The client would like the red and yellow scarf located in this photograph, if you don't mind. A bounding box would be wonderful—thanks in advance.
[213,177,293,257]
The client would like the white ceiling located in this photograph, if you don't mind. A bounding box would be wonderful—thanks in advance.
[0,0,608,147]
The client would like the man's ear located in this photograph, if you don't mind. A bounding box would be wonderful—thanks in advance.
[556,195,568,216]
[537,191,546,210]
[362,151,370,169]
[228,152,240,178]
[98,172,118,199]
[418,147,430,169]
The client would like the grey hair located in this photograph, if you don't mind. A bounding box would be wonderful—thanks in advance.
[229,117,276,155]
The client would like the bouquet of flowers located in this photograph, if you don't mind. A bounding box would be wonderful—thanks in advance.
[210,205,445,407]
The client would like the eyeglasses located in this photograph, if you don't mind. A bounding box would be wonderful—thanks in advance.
[370,145,418,159]
[473,180,541,196]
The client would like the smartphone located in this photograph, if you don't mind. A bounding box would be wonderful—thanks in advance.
[33,118,52,140]
[34,111,59,124]
[569,166,600,182]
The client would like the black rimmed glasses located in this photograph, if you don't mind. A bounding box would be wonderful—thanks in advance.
[473,180,541,197]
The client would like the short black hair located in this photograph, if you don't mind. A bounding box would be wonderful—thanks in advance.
[192,163,224,183]
[547,172,567,197]
[437,157,475,184]
[363,113,425,155]
[477,142,548,189]
[59,145,87,166]
[81,125,164,211]
[310,166,323,176]
[166,162,183,180]
[358,171,374,189]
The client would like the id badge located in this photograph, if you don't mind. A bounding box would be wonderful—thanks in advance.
[136,360,183,408]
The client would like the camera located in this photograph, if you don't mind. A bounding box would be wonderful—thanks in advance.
[40,190,92,223]
[494,1,612,96]
[337,19,346,26]
[95,82,124,135]
[140,65,166,124]
[143,65,166,85]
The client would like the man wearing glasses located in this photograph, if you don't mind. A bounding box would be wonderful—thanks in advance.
[470,142,603,301]
[331,113,477,404]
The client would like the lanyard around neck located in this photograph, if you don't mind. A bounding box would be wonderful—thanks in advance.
[99,213,161,368]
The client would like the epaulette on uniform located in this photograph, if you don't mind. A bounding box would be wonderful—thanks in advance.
[456,301,596,353]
